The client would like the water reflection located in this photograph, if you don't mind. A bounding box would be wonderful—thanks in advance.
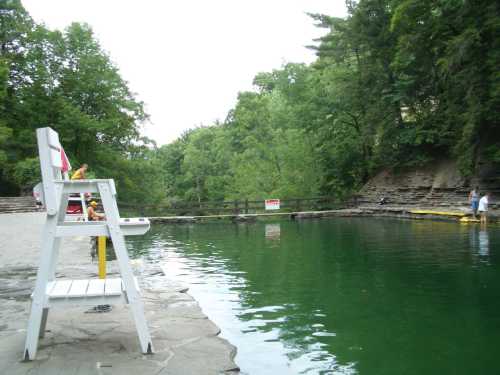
[479,230,489,257]
[469,227,491,263]
[265,223,281,242]
[127,219,500,375]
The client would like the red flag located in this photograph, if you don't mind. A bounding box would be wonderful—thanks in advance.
[60,147,72,173]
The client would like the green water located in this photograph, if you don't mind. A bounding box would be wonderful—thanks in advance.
[128,218,500,375]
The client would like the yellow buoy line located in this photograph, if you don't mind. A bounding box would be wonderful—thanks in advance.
[409,210,466,217]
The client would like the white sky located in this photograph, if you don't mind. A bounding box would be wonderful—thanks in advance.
[22,0,347,145]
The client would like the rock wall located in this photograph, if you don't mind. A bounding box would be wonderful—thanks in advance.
[356,159,500,209]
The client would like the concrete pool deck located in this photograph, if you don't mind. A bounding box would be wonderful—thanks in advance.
[0,212,239,375]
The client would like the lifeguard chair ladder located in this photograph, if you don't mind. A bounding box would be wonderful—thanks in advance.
[24,127,153,360]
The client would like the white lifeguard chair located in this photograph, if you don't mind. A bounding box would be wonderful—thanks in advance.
[24,127,153,360]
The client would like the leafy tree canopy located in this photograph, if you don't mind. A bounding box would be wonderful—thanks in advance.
[2,0,499,203]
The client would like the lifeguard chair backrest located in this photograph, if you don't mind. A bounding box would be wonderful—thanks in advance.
[36,127,63,216]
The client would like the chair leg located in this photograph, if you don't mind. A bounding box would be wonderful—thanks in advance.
[108,229,153,353]
[128,297,153,354]
[98,182,153,354]
[39,308,49,338]
[24,303,44,360]
[48,238,61,281]
[24,216,58,360]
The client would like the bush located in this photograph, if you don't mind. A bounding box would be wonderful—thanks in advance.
[11,158,41,193]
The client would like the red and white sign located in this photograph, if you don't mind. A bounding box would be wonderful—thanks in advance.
[265,199,280,210]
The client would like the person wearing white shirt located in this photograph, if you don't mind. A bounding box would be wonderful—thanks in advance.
[478,193,490,225]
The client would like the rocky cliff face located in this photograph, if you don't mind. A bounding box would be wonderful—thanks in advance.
[356,159,499,209]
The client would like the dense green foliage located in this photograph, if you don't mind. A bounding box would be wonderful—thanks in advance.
[160,0,499,202]
[1,0,499,204]
[0,0,162,202]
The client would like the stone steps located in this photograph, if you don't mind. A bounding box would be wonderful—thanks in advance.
[0,196,39,214]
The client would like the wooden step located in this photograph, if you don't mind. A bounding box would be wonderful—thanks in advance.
[43,278,139,307]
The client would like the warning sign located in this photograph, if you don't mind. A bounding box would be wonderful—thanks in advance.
[265,199,280,210]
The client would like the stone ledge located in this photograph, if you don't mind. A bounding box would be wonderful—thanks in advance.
[0,212,239,375]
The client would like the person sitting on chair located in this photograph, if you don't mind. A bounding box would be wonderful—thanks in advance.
[71,163,88,180]
[71,163,93,200]
[87,201,105,221]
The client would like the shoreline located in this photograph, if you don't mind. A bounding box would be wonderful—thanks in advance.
[0,212,239,375]
[148,205,499,224]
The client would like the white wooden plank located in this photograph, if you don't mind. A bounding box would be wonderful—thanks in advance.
[67,279,89,297]
[45,281,57,295]
[56,224,109,237]
[110,179,117,196]
[120,278,140,295]
[49,280,73,298]
[119,218,150,236]
[104,278,123,296]
[50,148,62,168]
[134,277,140,292]
[47,128,61,149]
[86,279,105,297]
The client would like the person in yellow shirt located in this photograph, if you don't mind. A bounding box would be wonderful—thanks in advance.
[87,201,105,221]
[71,163,88,180]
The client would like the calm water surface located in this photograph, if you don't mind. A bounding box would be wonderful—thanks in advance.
[128,218,500,375]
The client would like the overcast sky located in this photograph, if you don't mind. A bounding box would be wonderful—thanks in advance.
[22,0,347,145]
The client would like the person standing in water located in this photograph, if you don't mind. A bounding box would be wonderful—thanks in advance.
[478,192,490,225]
[468,186,480,219]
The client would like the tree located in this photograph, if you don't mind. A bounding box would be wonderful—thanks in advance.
[0,2,153,200]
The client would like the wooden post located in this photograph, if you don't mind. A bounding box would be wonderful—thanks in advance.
[98,236,106,279]
[295,199,300,212]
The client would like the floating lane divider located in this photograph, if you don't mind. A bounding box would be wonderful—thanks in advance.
[409,210,466,217]
[459,216,480,223]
